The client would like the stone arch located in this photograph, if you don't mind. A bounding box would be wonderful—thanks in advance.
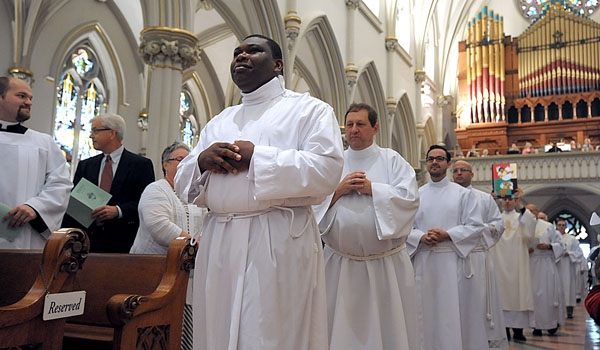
[291,14,347,121]
[392,93,419,166]
[354,61,387,147]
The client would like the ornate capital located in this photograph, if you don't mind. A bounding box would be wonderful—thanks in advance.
[385,37,398,52]
[414,70,426,84]
[284,11,302,50]
[346,0,360,10]
[437,95,452,108]
[386,98,397,119]
[8,68,34,85]
[137,111,149,132]
[345,64,359,90]
[139,27,201,71]
[197,0,213,10]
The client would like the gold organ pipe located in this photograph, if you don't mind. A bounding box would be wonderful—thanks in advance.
[500,16,505,119]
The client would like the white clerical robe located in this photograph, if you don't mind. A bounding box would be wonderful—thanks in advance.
[0,126,72,249]
[174,76,343,350]
[558,233,583,307]
[407,177,485,350]
[529,220,565,329]
[316,143,420,350]
[469,186,507,350]
[490,209,536,328]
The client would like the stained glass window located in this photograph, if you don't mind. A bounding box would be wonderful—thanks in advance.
[519,0,600,21]
[53,46,106,174]
[179,90,198,148]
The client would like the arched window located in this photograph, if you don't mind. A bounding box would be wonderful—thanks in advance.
[519,0,600,21]
[53,46,107,174]
[395,0,411,52]
[179,89,199,148]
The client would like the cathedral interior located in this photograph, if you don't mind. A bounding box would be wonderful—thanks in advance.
[1,0,599,248]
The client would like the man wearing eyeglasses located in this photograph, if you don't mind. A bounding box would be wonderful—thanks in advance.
[62,113,154,253]
[407,145,486,350]
[0,76,72,249]
[452,159,509,348]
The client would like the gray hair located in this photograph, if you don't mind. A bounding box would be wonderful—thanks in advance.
[91,113,126,140]
[161,142,190,176]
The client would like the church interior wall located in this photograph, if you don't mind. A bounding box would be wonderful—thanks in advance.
[1,0,597,234]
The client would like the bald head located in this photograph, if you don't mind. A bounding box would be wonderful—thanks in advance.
[537,211,548,221]
[526,204,539,216]
[452,160,473,187]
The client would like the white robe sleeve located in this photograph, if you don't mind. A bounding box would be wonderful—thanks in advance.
[371,154,419,240]
[25,133,72,234]
[447,190,484,258]
[252,104,343,201]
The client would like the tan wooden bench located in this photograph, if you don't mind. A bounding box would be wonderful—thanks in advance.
[0,228,89,350]
[62,236,197,350]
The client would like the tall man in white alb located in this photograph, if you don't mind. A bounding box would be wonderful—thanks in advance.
[174,35,343,350]
[452,159,508,350]
[316,103,420,349]
[556,219,584,319]
[526,208,565,336]
[0,76,72,249]
[408,145,485,350]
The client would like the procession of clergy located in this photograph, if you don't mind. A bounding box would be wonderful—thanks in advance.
[1,69,590,350]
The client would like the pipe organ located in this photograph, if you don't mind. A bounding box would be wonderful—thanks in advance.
[465,6,506,125]
[518,3,600,98]
[456,2,600,155]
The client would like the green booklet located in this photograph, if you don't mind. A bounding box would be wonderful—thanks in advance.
[66,178,112,228]
[0,202,20,242]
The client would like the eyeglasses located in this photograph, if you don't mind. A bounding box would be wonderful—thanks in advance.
[452,167,471,173]
[167,157,185,162]
[90,128,112,135]
[426,156,447,162]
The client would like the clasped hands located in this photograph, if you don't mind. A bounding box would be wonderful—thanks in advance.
[198,140,254,175]
[421,228,450,246]
[336,171,372,196]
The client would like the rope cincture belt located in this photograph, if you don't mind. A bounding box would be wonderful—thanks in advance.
[211,206,311,239]
[326,243,407,261]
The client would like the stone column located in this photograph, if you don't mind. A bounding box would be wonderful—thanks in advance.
[138,27,200,164]
[345,0,360,95]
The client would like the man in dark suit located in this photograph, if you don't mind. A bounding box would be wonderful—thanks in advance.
[62,113,154,253]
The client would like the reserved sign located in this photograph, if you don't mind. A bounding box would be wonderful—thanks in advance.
[43,291,86,321]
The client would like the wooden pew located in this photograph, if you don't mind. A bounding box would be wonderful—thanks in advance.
[0,228,89,350]
[62,236,197,350]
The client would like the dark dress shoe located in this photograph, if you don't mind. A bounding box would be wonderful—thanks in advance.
[532,329,542,336]
[513,333,527,342]
[513,328,527,342]
[548,326,559,335]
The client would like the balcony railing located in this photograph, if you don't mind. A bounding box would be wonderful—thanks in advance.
[419,151,600,193]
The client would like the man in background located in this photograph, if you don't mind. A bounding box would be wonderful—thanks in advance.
[408,145,485,350]
[452,159,508,349]
[490,192,536,342]
[62,113,154,253]
[0,76,72,249]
